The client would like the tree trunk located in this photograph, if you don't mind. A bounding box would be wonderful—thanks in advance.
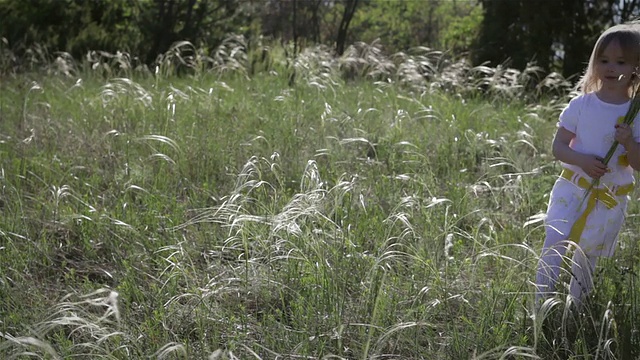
[148,0,176,63]
[335,0,359,55]
[311,0,321,43]
[292,0,298,56]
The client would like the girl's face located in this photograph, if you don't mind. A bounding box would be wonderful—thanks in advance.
[595,38,636,97]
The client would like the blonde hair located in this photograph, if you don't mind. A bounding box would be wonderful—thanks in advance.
[577,23,640,95]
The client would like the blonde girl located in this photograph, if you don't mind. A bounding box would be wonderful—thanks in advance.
[535,24,640,308]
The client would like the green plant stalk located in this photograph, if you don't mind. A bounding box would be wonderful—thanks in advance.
[602,95,640,165]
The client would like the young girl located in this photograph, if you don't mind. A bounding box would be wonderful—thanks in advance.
[535,24,640,308]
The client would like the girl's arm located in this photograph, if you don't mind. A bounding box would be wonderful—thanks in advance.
[615,123,640,170]
[553,127,608,179]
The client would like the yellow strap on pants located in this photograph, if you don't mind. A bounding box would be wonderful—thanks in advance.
[560,168,634,243]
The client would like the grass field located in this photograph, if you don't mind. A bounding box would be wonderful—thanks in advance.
[1,40,640,359]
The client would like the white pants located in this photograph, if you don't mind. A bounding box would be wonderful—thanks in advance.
[535,177,628,306]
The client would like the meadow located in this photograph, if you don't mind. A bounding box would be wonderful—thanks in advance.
[1,38,640,359]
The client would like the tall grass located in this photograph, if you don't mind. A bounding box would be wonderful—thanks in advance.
[1,36,639,359]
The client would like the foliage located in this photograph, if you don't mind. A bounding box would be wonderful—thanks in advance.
[0,0,144,58]
[349,0,482,55]
[439,1,484,55]
[349,0,427,52]
[0,0,248,67]
[136,0,247,64]
[257,0,482,56]
[473,0,640,78]
[259,0,325,44]
[3,0,640,81]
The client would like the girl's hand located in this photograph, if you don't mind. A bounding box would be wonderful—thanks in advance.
[615,123,634,148]
[579,155,608,179]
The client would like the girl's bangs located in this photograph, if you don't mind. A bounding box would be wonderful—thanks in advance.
[597,30,640,61]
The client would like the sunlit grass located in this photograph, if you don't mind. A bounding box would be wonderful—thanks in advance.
[1,37,639,359]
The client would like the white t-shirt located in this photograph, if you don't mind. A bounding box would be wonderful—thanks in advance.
[558,92,640,186]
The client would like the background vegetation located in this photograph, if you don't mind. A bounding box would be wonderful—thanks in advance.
[1,33,640,359]
[2,0,640,79]
[3,0,640,359]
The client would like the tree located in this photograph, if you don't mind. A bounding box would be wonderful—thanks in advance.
[347,0,481,54]
[335,0,359,55]
[473,0,640,79]
[0,0,143,59]
[437,1,483,55]
[0,0,246,66]
[473,0,528,70]
[139,0,244,63]
[259,0,324,45]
